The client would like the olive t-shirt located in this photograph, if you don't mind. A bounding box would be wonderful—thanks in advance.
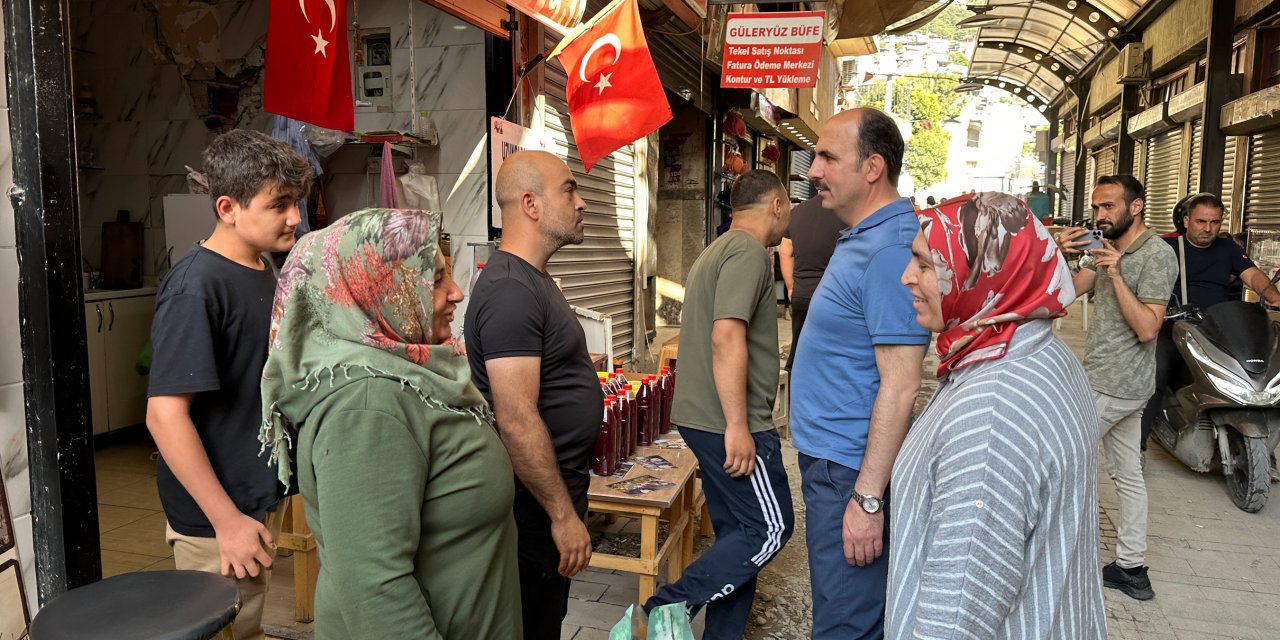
[671,230,779,434]
[1082,229,1179,400]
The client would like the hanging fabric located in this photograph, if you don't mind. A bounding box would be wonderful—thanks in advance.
[270,115,322,235]
[379,142,399,209]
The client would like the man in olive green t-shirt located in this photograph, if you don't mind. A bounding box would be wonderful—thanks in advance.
[1057,175,1177,603]
[644,170,795,639]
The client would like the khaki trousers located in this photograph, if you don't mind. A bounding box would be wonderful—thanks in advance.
[1095,392,1149,569]
[165,500,287,640]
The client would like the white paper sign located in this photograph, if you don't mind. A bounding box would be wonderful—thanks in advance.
[490,117,547,229]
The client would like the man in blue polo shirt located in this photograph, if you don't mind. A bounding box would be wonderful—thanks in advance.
[792,108,929,639]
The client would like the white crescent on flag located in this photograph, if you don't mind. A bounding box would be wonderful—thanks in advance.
[579,34,621,93]
[298,0,338,56]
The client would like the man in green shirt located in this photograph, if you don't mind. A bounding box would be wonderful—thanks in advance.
[1057,175,1178,602]
[644,170,794,639]
[1026,181,1052,221]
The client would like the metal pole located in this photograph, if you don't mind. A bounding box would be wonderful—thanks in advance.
[1199,0,1234,200]
[3,0,102,600]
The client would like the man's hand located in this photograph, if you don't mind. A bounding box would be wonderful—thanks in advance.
[723,425,756,477]
[1055,227,1092,255]
[1090,240,1124,279]
[213,513,275,579]
[551,515,592,577]
[842,499,884,566]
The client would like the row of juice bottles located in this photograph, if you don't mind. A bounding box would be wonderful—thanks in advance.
[592,367,676,477]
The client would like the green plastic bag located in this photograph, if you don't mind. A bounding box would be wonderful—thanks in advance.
[610,603,695,640]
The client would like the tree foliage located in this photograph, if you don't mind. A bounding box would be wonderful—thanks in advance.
[855,76,965,190]
[916,3,975,40]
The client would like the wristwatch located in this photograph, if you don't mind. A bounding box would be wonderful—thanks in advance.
[853,491,883,514]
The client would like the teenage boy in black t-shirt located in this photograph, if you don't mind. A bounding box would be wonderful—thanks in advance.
[146,129,312,640]
[465,150,602,640]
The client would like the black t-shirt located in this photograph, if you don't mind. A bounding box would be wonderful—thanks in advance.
[1163,235,1256,309]
[148,246,284,536]
[784,196,848,300]
[464,251,603,505]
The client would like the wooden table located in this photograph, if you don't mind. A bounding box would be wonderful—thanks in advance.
[587,439,703,604]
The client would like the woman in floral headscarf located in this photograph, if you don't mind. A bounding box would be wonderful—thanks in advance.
[260,209,520,638]
[886,193,1105,639]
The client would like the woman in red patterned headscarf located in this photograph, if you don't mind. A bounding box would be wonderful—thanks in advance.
[887,193,1106,639]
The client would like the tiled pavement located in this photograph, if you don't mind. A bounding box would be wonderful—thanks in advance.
[95,301,1280,639]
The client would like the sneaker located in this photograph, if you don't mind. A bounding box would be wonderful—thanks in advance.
[1103,561,1155,600]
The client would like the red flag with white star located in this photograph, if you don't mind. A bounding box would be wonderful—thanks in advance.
[552,0,672,172]
[265,0,354,132]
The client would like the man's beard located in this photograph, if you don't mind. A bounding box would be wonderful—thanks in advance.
[1100,210,1134,240]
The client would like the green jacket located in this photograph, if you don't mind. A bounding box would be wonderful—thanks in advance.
[296,377,521,639]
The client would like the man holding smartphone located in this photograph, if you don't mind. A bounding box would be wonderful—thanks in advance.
[1056,175,1178,602]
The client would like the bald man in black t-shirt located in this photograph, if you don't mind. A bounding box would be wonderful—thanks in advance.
[779,196,848,370]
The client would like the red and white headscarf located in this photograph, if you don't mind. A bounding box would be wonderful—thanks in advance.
[918,193,1076,377]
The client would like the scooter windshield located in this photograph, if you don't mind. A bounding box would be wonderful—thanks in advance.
[1200,301,1278,378]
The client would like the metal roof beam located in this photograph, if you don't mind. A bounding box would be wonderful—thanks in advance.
[975,41,1077,82]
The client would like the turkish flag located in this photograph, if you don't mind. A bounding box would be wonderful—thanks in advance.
[553,0,672,172]
[265,0,354,132]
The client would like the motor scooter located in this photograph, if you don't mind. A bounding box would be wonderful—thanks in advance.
[1153,282,1280,513]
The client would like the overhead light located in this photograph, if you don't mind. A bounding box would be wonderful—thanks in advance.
[1089,12,1101,22]
[1038,105,1047,112]
[1108,27,1120,38]
[1067,0,1078,8]
[955,83,984,93]
[1051,62,1060,71]
[1034,53,1042,61]
[957,14,1002,28]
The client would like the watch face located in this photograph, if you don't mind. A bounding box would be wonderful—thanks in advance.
[862,495,882,514]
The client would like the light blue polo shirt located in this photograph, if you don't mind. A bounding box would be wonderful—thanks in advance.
[791,197,929,471]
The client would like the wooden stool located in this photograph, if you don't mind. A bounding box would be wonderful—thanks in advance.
[29,570,238,639]
[276,494,320,622]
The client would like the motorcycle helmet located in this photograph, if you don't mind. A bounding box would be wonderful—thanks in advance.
[1171,193,1192,235]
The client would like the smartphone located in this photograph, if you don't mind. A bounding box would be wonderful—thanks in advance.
[1078,229,1104,251]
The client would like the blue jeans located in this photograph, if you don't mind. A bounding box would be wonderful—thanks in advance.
[646,427,794,640]
[799,453,889,640]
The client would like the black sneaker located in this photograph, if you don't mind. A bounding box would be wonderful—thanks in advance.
[1103,561,1155,600]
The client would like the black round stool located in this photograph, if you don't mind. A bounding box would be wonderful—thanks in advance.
[30,570,240,640]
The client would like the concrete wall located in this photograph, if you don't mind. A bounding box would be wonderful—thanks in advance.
[1146,0,1210,74]
[0,6,38,625]
[1089,54,1122,114]
[654,105,708,327]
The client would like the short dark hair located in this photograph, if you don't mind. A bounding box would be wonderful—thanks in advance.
[1183,192,1225,218]
[855,109,905,187]
[1095,174,1145,215]
[203,129,314,208]
[730,169,785,210]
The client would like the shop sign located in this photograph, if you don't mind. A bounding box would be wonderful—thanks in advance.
[721,11,824,89]
[490,117,548,229]
[505,0,587,33]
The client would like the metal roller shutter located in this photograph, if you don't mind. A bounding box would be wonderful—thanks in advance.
[1084,153,1097,214]
[1223,137,1237,218]
[790,150,814,201]
[541,29,637,361]
[1144,128,1182,235]
[1133,139,1146,181]
[1096,145,1117,177]
[1189,119,1203,195]
[1244,130,1280,232]
[1060,150,1076,221]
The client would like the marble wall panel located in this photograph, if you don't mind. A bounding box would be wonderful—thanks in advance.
[77,121,148,175]
[413,109,486,176]
[391,45,487,114]
[0,108,11,249]
[144,120,214,176]
[0,250,19,396]
[443,172,488,238]
[217,0,268,63]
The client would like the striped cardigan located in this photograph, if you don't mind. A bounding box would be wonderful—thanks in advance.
[887,320,1107,639]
